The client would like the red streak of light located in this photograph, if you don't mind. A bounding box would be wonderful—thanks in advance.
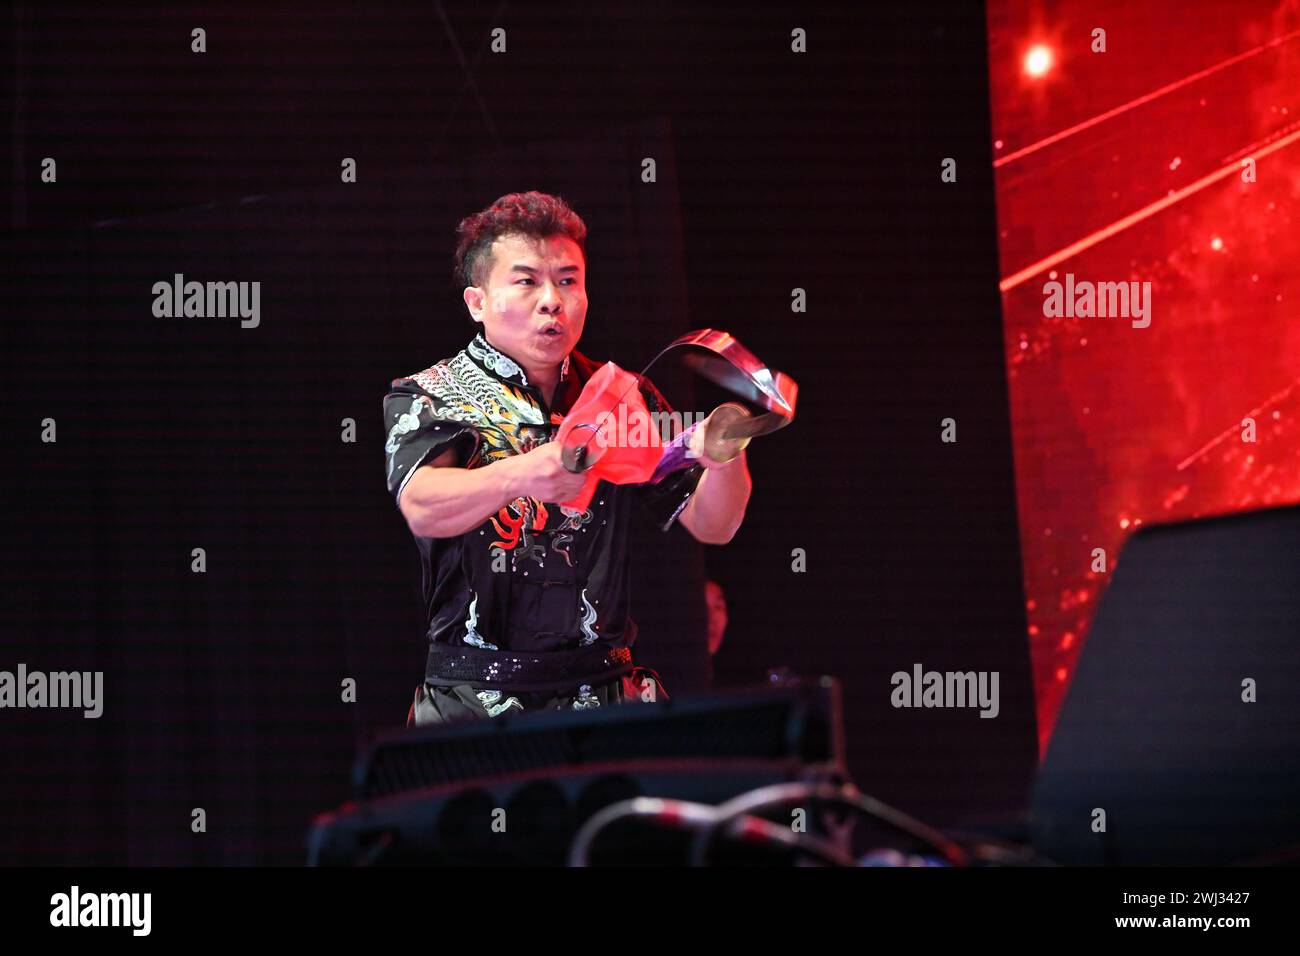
[998,127,1300,292]
[1175,380,1300,471]
[994,28,1300,168]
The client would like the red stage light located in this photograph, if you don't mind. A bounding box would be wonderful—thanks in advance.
[1024,45,1053,77]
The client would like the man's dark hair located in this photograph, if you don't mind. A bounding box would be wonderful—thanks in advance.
[453,190,588,289]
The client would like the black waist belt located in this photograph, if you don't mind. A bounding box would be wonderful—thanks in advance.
[424,642,635,695]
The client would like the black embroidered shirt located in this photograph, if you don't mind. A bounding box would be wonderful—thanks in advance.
[383,332,704,672]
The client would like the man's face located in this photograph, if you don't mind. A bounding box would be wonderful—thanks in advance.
[464,233,587,375]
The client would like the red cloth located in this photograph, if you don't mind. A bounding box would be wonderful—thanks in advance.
[555,361,664,512]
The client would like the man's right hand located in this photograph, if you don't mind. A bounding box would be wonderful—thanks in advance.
[507,441,590,503]
[401,439,590,539]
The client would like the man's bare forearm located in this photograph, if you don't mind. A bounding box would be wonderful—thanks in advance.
[680,450,752,544]
[400,456,523,538]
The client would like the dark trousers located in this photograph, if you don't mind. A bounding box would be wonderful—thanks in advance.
[406,667,667,728]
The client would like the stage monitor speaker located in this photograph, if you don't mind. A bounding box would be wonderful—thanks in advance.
[353,676,843,799]
[308,677,846,865]
[308,760,835,865]
[1033,504,1300,865]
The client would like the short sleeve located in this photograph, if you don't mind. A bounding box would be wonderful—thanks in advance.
[383,379,481,503]
[633,377,705,531]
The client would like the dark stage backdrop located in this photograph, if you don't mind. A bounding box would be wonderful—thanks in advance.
[2,1,1036,864]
